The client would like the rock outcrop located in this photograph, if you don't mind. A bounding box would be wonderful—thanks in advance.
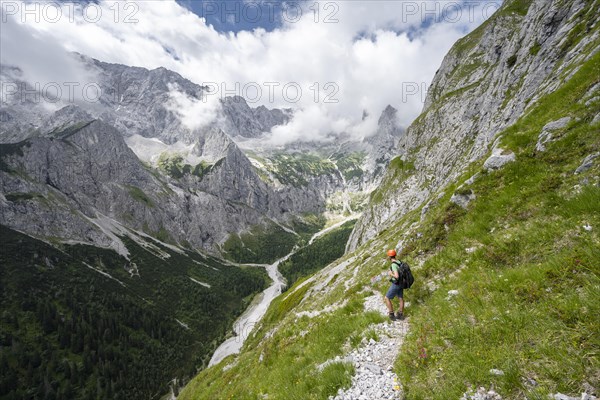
[348,0,599,250]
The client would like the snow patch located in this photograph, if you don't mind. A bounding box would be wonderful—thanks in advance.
[190,277,211,288]
[125,134,204,166]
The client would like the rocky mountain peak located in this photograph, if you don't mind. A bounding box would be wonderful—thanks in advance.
[378,105,398,125]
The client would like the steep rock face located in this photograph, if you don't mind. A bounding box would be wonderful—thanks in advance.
[0,57,288,145]
[92,61,206,144]
[0,58,310,252]
[348,0,598,250]
[0,66,48,142]
[221,96,290,138]
[362,105,405,186]
[245,106,405,216]
[0,119,281,251]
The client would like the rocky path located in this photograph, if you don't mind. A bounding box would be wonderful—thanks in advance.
[329,292,409,400]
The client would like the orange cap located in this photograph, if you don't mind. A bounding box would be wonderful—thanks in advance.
[387,249,397,257]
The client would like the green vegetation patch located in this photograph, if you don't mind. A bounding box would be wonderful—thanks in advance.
[279,219,356,287]
[266,152,337,187]
[5,192,45,203]
[500,0,533,16]
[394,48,600,399]
[370,156,416,204]
[125,184,155,208]
[50,121,94,140]
[529,41,541,56]
[222,215,326,264]
[223,224,292,264]
[0,226,268,400]
[157,152,219,180]
[0,140,31,173]
[332,152,366,181]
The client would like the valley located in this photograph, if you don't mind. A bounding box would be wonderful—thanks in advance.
[1,0,599,399]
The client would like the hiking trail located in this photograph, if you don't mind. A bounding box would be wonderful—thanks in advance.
[326,292,409,400]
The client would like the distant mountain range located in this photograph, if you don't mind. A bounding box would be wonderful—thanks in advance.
[1,54,403,255]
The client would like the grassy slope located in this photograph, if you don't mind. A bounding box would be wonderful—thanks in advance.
[393,49,600,399]
[179,17,600,400]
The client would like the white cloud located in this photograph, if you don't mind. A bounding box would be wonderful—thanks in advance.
[1,0,498,144]
[165,83,222,131]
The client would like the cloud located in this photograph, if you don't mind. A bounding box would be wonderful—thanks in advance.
[0,10,100,108]
[1,0,499,145]
[165,83,222,131]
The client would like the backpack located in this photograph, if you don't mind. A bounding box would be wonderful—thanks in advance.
[392,261,414,289]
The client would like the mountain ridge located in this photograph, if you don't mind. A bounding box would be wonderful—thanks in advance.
[348,0,599,251]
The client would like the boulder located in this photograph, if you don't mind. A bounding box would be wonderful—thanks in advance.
[575,153,599,174]
[536,117,571,152]
[484,148,516,171]
[450,189,476,209]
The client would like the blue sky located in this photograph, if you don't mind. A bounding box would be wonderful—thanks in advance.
[176,0,286,32]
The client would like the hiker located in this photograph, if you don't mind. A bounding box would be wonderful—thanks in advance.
[384,249,405,321]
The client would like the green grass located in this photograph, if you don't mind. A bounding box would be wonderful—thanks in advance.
[126,184,155,208]
[393,48,600,399]
[529,41,542,56]
[370,156,416,204]
[501,0,533,16]
[178,286,384,400]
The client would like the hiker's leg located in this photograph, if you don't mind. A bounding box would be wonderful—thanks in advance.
[397,288,404,314]
[384,286,395,313]
[384,296,394,313]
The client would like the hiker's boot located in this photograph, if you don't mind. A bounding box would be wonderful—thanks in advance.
[395,312,405,321]
[388,312,396,321]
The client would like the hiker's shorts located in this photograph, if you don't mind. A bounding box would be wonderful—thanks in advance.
[386,283,403,299]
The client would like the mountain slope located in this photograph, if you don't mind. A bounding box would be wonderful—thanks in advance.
[0,60,326,256]
[348,0,600,251]
[0,119,289,252]
[178,0,600,398]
